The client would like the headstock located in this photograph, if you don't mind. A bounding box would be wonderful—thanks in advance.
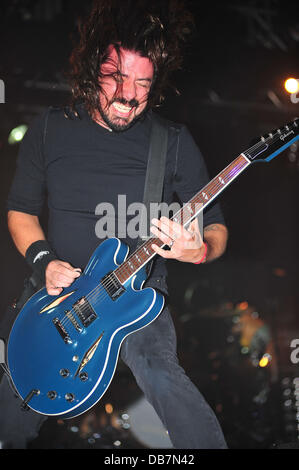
[244,118,299,163]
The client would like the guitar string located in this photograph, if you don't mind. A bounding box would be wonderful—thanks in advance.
[59,125,299,328]
[61,154,266,331]
[59,157,250,329]
[114,157,250,276]
[245,126,298,158]
[59,124,299,329]
[59,157,249,330]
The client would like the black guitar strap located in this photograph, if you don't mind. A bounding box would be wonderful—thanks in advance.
[136,113,169,276]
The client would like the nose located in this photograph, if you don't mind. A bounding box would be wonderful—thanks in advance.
[121,78,137,102]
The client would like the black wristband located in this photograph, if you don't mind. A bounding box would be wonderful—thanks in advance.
[25,240,57,284]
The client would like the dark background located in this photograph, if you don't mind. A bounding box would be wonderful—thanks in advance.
[0,0,298,449]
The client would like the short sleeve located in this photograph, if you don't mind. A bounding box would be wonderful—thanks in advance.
[6,110,48,215]
[172,125,225,228]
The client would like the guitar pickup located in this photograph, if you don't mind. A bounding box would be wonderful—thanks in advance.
[73,297,97,328]
[101,272,125,301]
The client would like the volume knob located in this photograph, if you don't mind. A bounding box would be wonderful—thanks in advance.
[65,393,75,403]
[47,391,57,400]
[79,372,88,382]
[59,369,70,378]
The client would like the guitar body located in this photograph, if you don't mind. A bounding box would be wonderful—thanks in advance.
[7,238,164,418]
[7,118,299,418]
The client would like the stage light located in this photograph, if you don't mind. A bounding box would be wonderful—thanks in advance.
[259,353,271,368]
[238,301,248,310]
[105,403,113,414]
[284,78,299,94]
[8,125,28,145]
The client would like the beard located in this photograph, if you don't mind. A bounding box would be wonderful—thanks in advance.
[97,97,148,133]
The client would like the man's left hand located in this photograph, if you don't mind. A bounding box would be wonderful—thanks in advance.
[150,216,206,263]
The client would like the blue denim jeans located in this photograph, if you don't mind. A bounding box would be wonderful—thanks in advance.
[121,276,227,449]
[0,276,227,449]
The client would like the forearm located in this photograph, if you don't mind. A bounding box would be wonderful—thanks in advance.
[7,210,46,257]
[7,211,81,293]
[151,217,228,265]
[203,223,228,263]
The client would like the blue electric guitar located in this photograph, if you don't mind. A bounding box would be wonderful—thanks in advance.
[7,118,299,418]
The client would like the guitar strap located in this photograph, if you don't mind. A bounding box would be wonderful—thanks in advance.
[137,113,169,277]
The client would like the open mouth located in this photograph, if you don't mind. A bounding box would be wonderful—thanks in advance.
[112,101,135,117]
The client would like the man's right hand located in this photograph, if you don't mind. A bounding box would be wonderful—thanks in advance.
[45,260,82,296]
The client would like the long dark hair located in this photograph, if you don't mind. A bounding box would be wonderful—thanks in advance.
[68,0,194,116]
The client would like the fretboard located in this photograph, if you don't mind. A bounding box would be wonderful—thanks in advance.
[115,153,251,284]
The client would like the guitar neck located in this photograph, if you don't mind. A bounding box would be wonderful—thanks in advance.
[115,153,251,284]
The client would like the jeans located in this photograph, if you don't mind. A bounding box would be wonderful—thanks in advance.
[0,276,227,449]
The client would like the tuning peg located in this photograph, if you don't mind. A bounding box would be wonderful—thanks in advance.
[260,133,270,142]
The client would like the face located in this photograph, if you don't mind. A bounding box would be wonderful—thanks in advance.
[95,46,154,132]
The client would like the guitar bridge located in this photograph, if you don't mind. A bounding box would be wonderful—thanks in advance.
[53,318,72,344]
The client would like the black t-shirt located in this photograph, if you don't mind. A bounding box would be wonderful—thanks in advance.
[7,105,225,278]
